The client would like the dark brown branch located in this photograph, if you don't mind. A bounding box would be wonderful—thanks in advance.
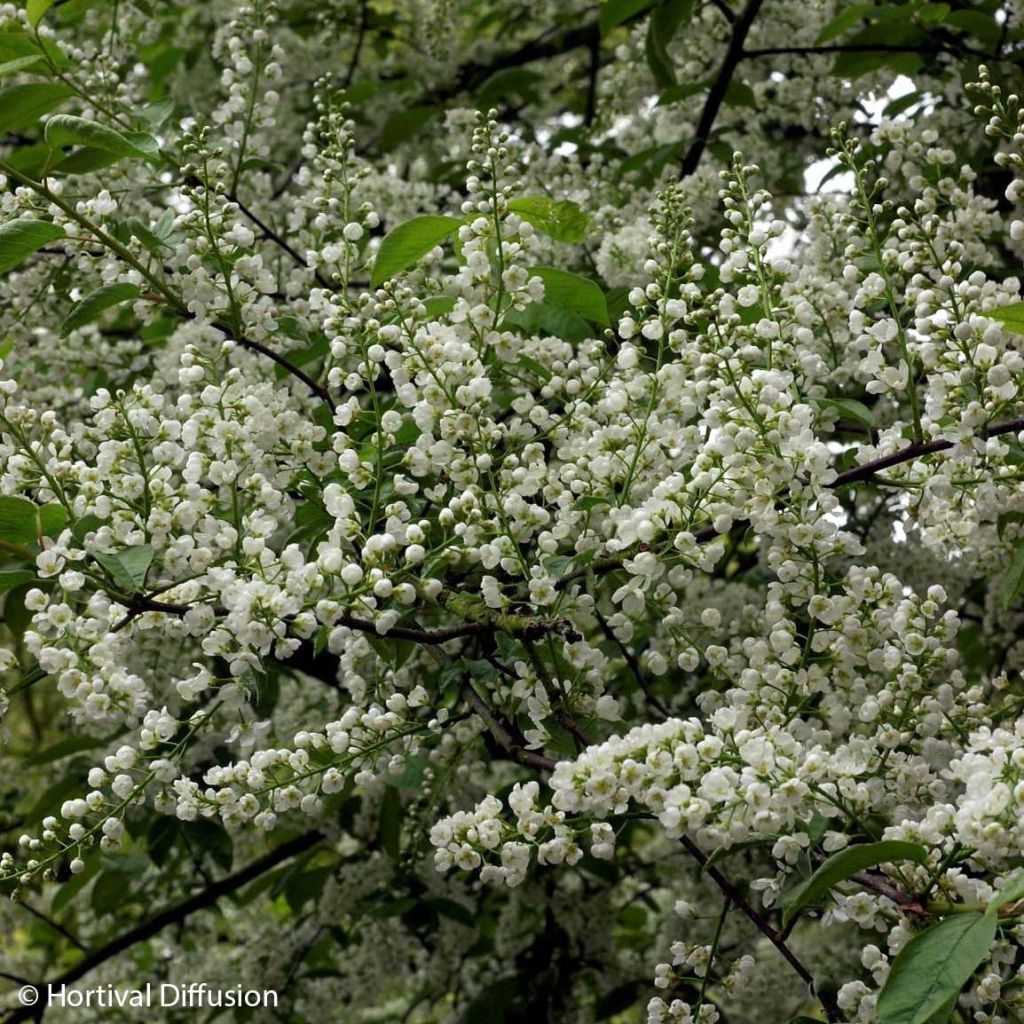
[208,320,336,414]
[594,608,669,719]
[227,192,336,291]
[17,901,86,952]
[558,415,1024,590]
[708,0,736,23]
[1,831,324,1024]
[679,835,840,1022]
[344,0,370,89]
[463,687,558,772]
[831,416,1024,488]
[117,596,576,652]
[679,0,764,178]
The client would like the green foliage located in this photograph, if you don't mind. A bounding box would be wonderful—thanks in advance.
[0,494,65,544]
[61,283,141,336]
[0,81,72,133]
[527,267,609,325]
[371,215,463,286]
[645,0,694,88]
[780,841,928,927]
[91,545,154,593]
[876,912,997,1024]
[506,196,590,243]
[987,301,1024,334]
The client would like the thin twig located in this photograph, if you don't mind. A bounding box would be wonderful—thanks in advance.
[463,687,558,772]
[558,415,1024,589]
[227,192,335,291]
[17,901,87,952]
[1,831,324,1024]
[594,608,669,718]
[679,835,841,1022]
[679,0,764,178]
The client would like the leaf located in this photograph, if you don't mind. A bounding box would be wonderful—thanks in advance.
[0,82,72,132]
[0,495,38,543]
[985,870,1024,918]
[44,114,158,162]
[503,302,592,342]
[61,283,140,336]
[944,9,999,45]
[0,569,34,595]
[0,493,58,543]
[528,267,609,325]
[26,0,58,26]
[0,54,43,78]
[26,734,106,765]
[379,785,402,859]
[506,196,590,243]
[379,105,437,151]
[781,840,928,927]
[0,218,64,274]
[986,301,1024,335]
[371,215,463,288]
[999,543,1024,611]
[599,0,655,35]
[876,912,997,1024]
[91,544,154,593]
[816,397,874,432]
[815,2,875,42]
[644,0,694,88]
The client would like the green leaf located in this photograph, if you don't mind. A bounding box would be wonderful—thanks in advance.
[379,105,437,151]
[815,2,874,42]
[44,114,158,162]
[724,77,757,108]
[371,215,463,288]
[816,397,875,432]
[528,267,609,325]
[506,196,590,243]
[26,0,58,27]
[599,0,655,36]
[644,0,693,88]
[502,302,592,342]
[0,569,34,594]
[986,302,1024,335]
[26,734,106,765]
[876,912,997,1024]
[0,54,44,78]
[944,9,999,45]
[0,81,72,132]
[91,544,154,593]
[0,495,39,543]
[38,501,66,536]
[985,870,1024,918]
[0,494,62,543]
[999,543,1024,610]
[379,785,402,859]
[781,840,928,927]
[61,283,141,336]
[0,218,64,275]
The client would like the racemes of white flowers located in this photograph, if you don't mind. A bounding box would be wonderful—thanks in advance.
[2,0,1024,1018]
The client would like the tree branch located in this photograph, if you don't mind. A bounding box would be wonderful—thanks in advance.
[679,835,841,1022]
[1,831,324,1024]
[463,687,558,772]
[226,191,336,291]
[679,0,764,178]
[558,415,1024,589]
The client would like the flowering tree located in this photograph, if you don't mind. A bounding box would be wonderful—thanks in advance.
[2,0,1024,1021]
